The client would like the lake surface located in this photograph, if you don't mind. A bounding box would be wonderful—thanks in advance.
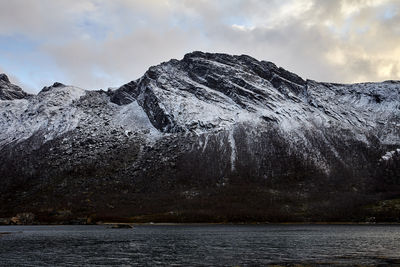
[1,224,400,266]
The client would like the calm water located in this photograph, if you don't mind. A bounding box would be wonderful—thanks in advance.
[0,224,400,266]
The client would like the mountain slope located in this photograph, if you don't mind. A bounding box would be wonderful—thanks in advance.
[1,52,400,224]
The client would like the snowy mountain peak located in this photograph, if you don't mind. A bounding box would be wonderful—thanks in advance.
[40,82,69,93]
[181,51,306,89]
[0,73,29,100]
[110,52,313,133]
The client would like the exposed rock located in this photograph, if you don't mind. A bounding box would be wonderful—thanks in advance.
[111,224,133,229]
[0,73,10,83]
[10,213,36,225]
[0,73,30,100]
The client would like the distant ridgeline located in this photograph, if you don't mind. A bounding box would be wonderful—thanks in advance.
[0,52,400,224]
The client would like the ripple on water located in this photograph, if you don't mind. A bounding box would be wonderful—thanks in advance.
[0,225,400,266]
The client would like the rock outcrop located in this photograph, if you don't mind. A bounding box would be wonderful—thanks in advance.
[0,74,29,100]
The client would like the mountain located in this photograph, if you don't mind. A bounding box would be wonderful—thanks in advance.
[1,52,400,224]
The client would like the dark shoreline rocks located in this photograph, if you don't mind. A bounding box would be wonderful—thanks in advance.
[0,213,36,225]
[110,224,133,229]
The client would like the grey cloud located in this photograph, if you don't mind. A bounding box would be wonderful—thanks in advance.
[43,27,204,89]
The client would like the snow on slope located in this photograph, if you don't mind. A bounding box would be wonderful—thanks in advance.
[381,148,400,161]
[114,100,160,138]
[0,84,86,146]
[0,83,159,148]
[306,80,400,144]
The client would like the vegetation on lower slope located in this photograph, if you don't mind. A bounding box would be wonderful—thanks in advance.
[1,125,399,224]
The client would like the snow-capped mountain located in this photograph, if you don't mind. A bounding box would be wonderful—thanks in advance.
[1,52,399,223]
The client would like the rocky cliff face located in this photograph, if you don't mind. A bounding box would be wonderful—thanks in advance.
[0,74,30,100]
[1,52,400,223]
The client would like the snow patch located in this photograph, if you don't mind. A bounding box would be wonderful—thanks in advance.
[381,149,400,161]
[228,129,237,171]
[114,100,160,139]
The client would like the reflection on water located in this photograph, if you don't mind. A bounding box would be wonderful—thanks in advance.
[1,224,400,266]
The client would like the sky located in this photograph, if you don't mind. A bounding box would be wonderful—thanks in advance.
[0,0,399,93]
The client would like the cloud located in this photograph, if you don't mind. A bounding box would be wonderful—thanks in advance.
[0,0,399,92]
[42,27,202,89]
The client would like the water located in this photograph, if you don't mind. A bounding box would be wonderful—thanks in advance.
[1,224,400,266]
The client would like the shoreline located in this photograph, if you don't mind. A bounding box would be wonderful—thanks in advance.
[1,222,400,226]
[98,221,400,226]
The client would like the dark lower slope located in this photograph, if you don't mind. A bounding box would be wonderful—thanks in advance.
[1,123,399,224]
